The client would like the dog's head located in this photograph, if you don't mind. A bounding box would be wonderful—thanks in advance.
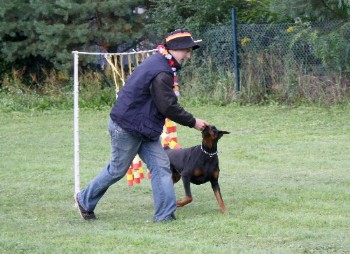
[202,125,230,145]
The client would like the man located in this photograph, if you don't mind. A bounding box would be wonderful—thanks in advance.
[75,29,208,222]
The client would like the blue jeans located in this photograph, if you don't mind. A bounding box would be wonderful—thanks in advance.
[77,119,177,222]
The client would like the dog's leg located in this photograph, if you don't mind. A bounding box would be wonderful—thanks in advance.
[177,176,193,207]
[211,180,227,213]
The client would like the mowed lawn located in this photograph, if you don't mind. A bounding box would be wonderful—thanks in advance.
[1,104,349,253]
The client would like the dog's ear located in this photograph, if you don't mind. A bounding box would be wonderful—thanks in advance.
[218,130,230,139]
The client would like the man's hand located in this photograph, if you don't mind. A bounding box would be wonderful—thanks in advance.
[194,118,209,131]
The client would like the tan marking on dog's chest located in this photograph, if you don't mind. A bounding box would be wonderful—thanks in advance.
[194,168,203,177]
[213,169,219,179]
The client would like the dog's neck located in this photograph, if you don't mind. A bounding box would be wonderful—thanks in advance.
[201,140,218,157]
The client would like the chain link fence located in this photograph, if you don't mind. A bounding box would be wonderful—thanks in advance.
[84,20,350,104]
[196,20,350,103]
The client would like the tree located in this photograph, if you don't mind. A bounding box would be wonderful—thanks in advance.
[270,0,350,22]
[0,0,150,76]
[146,0,275,37]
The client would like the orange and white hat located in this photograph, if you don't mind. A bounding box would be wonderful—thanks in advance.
[164,29,200,50]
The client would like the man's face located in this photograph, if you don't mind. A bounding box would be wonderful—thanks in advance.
[169,48,192,65]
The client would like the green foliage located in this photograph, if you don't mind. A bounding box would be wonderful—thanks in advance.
[0,0,149,73]
[147,0,231,35]
[238,0,277,23]
[286,20,350,74]
[236,20,350,105]
[1,0,350,108]
[180,57,237,106]
[312,23,350,73]
[270,0,350,22]
[0,53,11,84]
[146,0,275,37]
[0,0,278,87]
[0,69,115,112]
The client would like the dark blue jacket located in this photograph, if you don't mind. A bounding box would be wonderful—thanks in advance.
[110,52,195,141]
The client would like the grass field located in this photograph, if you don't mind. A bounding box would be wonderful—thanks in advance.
[1,104,349,253]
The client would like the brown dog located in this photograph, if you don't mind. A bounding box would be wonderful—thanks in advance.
[165,125,230,213]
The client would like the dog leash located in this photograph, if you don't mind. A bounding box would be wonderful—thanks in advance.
[200,145,218,157]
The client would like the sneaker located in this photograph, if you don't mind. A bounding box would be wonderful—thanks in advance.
[74,193,96,220]
[154,213,176,222]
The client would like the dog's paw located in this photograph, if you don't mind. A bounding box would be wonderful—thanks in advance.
[221,209,229,215]
[177,197,192,207]
[176,201,186,207]
[220,206,228,213]
[176,203,184,207]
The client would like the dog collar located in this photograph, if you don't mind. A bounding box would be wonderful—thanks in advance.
[200,145,218,157]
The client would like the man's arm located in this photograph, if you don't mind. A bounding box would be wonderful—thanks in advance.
[150,72,196,127]
[150,72,209,130]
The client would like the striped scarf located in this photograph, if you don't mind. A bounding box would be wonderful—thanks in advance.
[157,44,180,97]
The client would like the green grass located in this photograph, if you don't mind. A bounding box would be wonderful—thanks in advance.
[1,105,349,253]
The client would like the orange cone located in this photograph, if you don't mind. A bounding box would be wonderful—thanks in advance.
[133,168,141,184]
[139,166,144,179]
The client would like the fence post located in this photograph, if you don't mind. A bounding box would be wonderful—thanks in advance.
[231,8,240,94]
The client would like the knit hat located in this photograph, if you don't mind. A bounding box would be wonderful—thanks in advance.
[164,29,200,50]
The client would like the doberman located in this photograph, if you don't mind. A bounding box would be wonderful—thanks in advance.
[165,125,230,213]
